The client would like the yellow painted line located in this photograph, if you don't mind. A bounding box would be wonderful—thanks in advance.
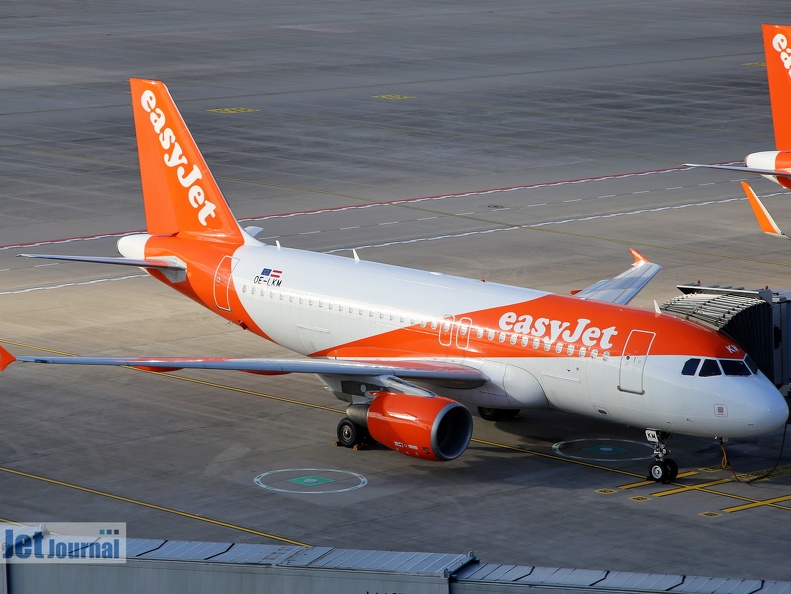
[0,466,309,547]
[206,107,261,113]
[652,478,732,497]
[722,494,791,513]
[742,62,766,67]
[142,371,345,414]
[372,95,415,100]
[470,438,646,478]
[618,471,699,489]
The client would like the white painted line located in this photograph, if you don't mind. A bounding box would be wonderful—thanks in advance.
[339,226,360,230]
[298,230,321,235]
[417,217,438,220]
[527,203,546,207]
[0,274,146,295]
[563,198,582,203]
[378,221,399,225]
[698,182,715,186]
[327,196,745,254]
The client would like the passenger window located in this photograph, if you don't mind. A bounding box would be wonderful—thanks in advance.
[477,328,484,339]
[699,359,722,377]
[720,359,751,376]
[681,358,700,376]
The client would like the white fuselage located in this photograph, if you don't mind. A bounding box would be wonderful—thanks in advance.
[120,233,788,441]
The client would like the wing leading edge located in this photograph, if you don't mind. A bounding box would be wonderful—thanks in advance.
[0,347,487,385]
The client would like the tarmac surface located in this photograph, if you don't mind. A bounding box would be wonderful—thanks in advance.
[2,0,791,582]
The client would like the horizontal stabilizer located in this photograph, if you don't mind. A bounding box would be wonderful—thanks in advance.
[740,182,787,239]
[573,248,661,305]
[0,346,488,384]
[684,163,791,178]
[17,254,186,271]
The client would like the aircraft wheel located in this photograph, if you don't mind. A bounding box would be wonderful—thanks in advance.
[477,407,519,421]
[337,418,364,448]
[649,460,670,483]
[665,458,679,482]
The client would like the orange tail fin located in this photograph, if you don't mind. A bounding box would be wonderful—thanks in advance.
[763,25,791,150]
[130,78,244,244]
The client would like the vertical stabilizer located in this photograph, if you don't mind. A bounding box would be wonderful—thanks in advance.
[130,78,245,244]
[763,24,791,150]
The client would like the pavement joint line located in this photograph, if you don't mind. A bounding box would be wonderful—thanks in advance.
[0,466,309,547]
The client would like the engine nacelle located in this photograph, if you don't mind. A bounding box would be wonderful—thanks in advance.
[363,392,473,461]
[745,150,791,189]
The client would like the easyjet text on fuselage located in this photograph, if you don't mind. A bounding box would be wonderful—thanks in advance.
[498,311,618,349]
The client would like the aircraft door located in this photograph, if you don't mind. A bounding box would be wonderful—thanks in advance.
[618,330,655,395]
[438,314,454,347]
[213,255,239,312]
[456,317,472,350]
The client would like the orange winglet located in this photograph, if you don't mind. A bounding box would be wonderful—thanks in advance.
[741,181,785,237]
[0,346,17,371]
[629,248,649,265]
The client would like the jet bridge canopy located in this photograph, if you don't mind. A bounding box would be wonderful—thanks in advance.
[660,284,789,387]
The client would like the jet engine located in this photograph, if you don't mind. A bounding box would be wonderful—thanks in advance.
[745,150,791,189]
[346,392,473,461]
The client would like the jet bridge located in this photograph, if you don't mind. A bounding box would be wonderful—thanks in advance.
[660,283,791,388]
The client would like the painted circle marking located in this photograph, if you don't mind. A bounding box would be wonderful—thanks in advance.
[552,438,654,462]
[254,468,367,494]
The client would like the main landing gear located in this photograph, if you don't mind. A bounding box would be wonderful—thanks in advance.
[477,407,521,422]
[646,429,678,483]
[336,418,370,449]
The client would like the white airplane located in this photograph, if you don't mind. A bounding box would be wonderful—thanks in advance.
[1,79,787,484]
[686,24,791,188]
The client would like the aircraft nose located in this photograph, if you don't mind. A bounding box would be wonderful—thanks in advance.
[745,380,789,434]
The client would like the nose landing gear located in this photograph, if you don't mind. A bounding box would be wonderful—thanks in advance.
[646,429,678,483]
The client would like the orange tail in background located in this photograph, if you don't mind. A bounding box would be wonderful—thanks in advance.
[763,24,791,150]
[130,78,245,244]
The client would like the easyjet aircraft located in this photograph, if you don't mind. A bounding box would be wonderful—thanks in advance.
[1,79,787,484]
[687,23,791,188]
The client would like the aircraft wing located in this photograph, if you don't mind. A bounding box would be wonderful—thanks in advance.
[572,248,661,305]
[17,254,186,271]
[741,182,788,239]
[0,347,487,385]
[684,163,791,178]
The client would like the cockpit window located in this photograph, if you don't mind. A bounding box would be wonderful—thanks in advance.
[698,359,722,377]
[745,355,758,375]
[720,359,752,376]
[681,358,700,376]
